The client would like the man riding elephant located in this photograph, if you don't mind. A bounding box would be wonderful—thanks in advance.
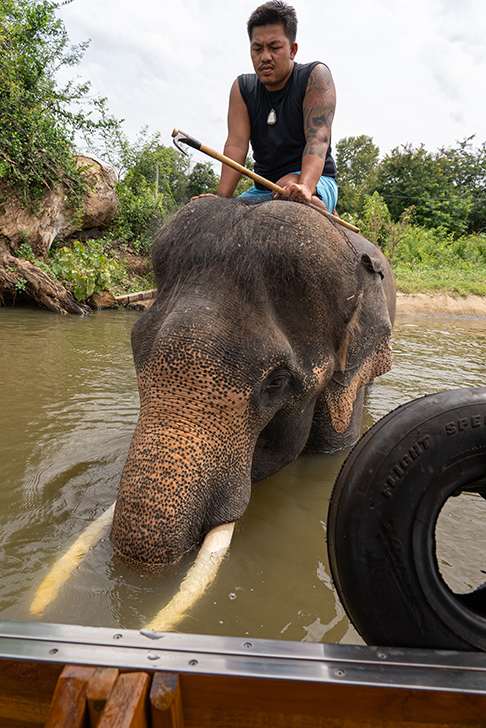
[193,0,338,213]
[109,3,394,570]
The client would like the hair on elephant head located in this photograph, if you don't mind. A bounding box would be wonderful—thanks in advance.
[111,198,395,566]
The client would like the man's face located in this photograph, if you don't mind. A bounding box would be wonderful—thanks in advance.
[250,23,297,91]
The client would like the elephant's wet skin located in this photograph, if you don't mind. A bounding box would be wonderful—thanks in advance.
[111,198,395,566]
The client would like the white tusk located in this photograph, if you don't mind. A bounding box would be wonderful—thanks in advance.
[145,521,235,632]
[30,503,235,628]
[30,502,116,616]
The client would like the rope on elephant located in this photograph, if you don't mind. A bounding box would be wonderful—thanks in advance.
[30,502,116,616]
[145,521,236,632]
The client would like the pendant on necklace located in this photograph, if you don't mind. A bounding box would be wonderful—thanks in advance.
[267,108,277,125]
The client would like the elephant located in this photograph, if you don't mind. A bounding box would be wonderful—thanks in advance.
[111,198,396,567]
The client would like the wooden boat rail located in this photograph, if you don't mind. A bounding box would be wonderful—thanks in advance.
[1,620,486,727]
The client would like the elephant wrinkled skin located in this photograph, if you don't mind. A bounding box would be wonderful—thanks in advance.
[111,198,395,566]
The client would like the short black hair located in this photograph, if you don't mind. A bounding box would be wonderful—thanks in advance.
[247,1,298,45]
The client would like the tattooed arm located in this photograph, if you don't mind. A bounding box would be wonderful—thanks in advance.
[275,63,336,207]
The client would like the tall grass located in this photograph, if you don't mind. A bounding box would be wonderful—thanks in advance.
[392,229,486,296]
[355,193,486,296]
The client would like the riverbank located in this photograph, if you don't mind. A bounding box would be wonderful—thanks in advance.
[396,292,486,318]
[119,290,486,318]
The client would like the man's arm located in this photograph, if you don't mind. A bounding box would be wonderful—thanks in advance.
[277,63,336,204]
[217,79,251,197]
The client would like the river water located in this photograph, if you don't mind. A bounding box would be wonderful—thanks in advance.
[0,307,485,643]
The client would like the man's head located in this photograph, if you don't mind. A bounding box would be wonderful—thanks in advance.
[248,2,298,91]
[247,1,298,45]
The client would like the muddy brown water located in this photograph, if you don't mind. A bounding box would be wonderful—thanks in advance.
[0,307,485,643]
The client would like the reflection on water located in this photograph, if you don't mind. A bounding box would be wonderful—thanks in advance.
[436,493,486,594]
[0,308,485,642]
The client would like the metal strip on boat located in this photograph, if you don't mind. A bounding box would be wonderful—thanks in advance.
[0,621,486,694]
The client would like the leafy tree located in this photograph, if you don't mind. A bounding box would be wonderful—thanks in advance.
[97,127,195,253]
[335,135,380,217]
[156,146,191,206]
[375,144,472,236]
[0,0,117,205]
[187,162,219,198]
[440,136,486,233]
[94,125,190,206]
[358,192,413,260]
[233,156,255,197]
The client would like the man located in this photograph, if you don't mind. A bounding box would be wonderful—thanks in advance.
[196,1,337,211]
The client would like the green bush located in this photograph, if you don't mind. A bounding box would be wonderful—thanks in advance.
[107,180,167,256]
[393,227,486,267]
[391,228,486,295]
[0,0,118,208]
[48,240,122,300]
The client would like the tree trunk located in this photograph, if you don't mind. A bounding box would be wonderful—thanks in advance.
[0,250,91,315]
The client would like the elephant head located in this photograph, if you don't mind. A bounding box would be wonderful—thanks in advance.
[111,198,394,566]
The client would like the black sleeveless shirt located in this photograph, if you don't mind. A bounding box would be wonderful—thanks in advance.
[238,61,337,190]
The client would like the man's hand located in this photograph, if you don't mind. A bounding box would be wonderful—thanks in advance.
[273,179,313,203]
[272,173,327,210]
[190,193,218,201]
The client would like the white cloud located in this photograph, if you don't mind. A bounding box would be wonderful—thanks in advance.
[56,0,486,165]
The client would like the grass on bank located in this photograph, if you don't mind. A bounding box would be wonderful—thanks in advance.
[390,231,486,297]
[392,262,486,297]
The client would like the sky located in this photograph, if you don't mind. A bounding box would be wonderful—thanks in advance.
[56,0,486,169]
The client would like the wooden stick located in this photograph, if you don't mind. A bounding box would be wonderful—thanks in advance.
[87,668,120,727]
[172,129,359,233]
[150,673,185,728]
[97,672,150,728]
[44,666,96,728]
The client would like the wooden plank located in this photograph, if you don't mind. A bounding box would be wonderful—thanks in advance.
[0,659,62,727]
[86,668,119,728]
[97,672,150,728]
[179,674,486,728]
[44,665,96,728]
[150,672,185,728]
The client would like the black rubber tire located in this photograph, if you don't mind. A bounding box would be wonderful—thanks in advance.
[327,387,486,651]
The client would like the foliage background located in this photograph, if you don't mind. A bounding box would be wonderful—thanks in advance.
[2,0,486,300]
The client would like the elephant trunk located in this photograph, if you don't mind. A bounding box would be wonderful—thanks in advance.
[110,414,253,566]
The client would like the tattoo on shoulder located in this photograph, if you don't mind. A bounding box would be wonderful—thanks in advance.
[303,64,336,157]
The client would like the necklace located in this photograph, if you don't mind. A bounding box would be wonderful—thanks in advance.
[262,66,294,127]
[267,108,277,125]
[264,87,285,125]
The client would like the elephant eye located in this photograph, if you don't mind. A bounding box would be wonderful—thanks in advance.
[265,370,291,393]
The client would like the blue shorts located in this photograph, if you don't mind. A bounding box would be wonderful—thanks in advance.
[238,173,338,212]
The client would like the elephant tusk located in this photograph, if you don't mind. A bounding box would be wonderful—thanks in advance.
[30,506,235,627]
[30,502,116,616]
[145,521,236,632]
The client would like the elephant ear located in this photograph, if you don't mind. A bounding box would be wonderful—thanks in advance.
[361,253,384,279]
[324,253,393,435]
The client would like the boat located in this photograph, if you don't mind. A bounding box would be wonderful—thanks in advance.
[3,390,485,726]
[1,620,486,727]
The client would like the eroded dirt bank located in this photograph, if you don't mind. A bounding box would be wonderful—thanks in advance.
[396,293,486,318]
